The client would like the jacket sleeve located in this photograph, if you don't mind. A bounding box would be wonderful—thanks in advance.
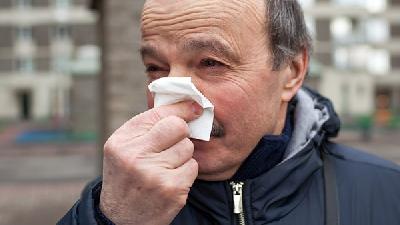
[57,177,105,225]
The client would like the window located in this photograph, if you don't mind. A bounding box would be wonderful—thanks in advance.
[16,0,31,8]
[52,56,69,73]
[365,0,387,13]
[367,49,389,75]
[51,25,72,73]
[366,18,389,43]
[53,25,70,40]
[349,45,370,70]
[17,27,32,41]
[331,17,353,41]
[334,47,349,70]
[16,58,35,73]
[333,0,363,6]
[333,0,387,11]
[54,0,70,8]
[298,0,315,7]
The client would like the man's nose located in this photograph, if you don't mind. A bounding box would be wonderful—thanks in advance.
[168,67,193,78]
[167,67,203,91]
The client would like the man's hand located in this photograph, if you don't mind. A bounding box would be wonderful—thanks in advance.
[100,101,203,225]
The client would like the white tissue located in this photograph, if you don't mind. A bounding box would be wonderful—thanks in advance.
[148,77,214,141]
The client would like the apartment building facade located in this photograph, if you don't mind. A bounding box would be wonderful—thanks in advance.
[90,0,400,135]
[301,0,400,124]
[0,0,97,121]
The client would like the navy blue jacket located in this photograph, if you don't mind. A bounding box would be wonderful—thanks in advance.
[58,89,400,225]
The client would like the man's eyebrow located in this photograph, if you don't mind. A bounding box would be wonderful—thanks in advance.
[139,44,167,62]
[182,38,241,64]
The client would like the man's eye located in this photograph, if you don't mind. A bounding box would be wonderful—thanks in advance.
[200,58,225,68]
[145,65,161,73]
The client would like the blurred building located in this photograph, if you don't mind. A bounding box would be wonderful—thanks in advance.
[90,0,147,143]
[301,0,400,125]
[0,0,98,121]
[90,0,400,137]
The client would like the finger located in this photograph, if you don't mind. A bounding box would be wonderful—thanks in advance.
[173,159,199,188]
[146,101,203,124]
[143,116,190,152]
[112,101,203,138]
[157,138,194,169]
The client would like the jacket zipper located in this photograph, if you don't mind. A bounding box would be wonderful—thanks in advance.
[230,181,246,225]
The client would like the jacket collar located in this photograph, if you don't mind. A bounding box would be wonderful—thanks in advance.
[188,141,322,223]
[187,87,340,223]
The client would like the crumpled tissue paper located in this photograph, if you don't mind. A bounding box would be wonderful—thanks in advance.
[148,77,214,141]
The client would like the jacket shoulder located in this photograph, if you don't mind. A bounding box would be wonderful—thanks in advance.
[57,177,102,225]
[326,141,400,195]
[325,143,400,223]
[327,141,400,173]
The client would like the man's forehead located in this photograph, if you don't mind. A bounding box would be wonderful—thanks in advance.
[141,0,266,40]
[141,0,268,60]
[142,0,265,20]
[144,0,264,7]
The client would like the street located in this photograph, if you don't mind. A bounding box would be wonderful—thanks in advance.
[0,142,98,225]
[0,129,399,225]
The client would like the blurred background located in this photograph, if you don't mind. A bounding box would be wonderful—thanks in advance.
[0,0,399,224]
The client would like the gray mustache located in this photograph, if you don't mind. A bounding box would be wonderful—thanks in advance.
[210,121,225,137]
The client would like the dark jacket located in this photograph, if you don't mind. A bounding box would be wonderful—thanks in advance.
[58,88,400,225]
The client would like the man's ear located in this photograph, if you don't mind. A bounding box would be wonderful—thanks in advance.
[281,49,308,102]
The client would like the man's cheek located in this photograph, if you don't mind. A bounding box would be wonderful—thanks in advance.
[211,93,243,120]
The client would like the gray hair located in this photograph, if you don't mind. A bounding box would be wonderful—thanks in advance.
[266,0,312,70]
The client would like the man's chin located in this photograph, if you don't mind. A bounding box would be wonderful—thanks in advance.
[190,140,237,181]
[196,168,235,181]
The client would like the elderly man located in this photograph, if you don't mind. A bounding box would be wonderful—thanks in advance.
[59,0,400,225]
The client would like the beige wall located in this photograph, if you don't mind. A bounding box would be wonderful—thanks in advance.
[320,70,375,116]
[0,74,71,120]
[0,0,97,121]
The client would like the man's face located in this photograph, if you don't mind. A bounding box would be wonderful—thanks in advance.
[141,0,298,180]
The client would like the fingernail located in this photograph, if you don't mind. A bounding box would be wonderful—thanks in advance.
[191,102,203,116]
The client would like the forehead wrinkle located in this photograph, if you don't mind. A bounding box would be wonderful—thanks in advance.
[180,38,241,64]
[141,11,233,39]
[142,1,223,28]
[141,0,258,34]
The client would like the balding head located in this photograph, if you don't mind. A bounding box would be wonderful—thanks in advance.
[142,0,311,71]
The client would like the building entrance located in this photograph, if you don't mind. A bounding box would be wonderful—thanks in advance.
[17,90,32,120]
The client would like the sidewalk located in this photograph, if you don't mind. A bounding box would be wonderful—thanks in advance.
[0,122,99,225]
[0,142,98,225]
[0,125,399,225]
[0,179,90,225]
[335,129,400,164]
